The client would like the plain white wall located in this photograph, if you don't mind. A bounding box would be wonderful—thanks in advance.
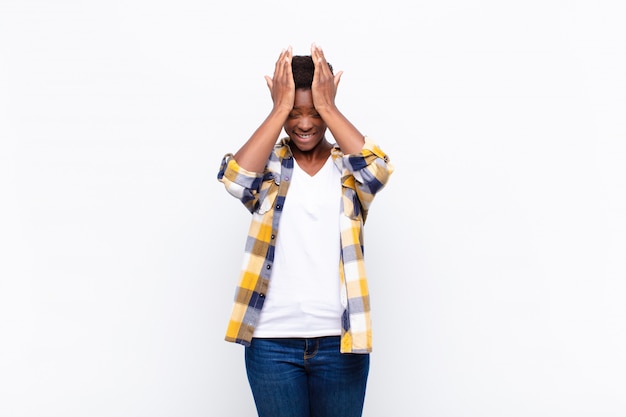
[1,0,625,416]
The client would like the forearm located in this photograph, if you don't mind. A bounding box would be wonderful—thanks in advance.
[233,107,290,173]
[318,105,365,154]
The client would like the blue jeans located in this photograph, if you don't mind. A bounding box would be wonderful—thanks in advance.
[244,336,370,417]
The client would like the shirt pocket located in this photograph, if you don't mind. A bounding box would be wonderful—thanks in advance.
[255,175,280,215]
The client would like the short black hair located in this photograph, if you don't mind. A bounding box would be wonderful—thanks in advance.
[291,55,334,89]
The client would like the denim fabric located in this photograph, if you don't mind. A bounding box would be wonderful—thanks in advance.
[244,336,370,417]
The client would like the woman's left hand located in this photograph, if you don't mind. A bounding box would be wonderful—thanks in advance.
[310,43,343,112]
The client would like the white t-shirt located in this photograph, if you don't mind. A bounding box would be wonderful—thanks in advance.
[254,156,343,338]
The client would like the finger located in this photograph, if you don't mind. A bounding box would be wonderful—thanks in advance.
[276,46,292,82]
[283,46,293,80]
[272,49,286,80]
[312,43,332,78]
[316,44,326,61]
[264,75,273,92]
[311,43,322,70]
[314,44,328,65]
[334,71,343,88]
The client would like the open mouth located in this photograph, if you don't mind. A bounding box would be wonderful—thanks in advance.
[296,133,314,140]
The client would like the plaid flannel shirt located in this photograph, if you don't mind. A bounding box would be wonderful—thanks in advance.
[217,136,393,353]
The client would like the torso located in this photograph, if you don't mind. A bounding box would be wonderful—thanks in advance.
[253,155,343,338]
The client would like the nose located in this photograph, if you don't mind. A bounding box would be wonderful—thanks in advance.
[297,115,314,131]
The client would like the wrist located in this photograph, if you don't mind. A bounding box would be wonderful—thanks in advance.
[315,103,339,116]
[270,105,291,118]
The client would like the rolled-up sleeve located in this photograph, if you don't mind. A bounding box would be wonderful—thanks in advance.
[217,154,264,213]
[342,137,394,219]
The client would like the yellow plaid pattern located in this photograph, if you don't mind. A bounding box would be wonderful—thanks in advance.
[217,137,393,353]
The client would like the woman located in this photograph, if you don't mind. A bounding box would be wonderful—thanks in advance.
[217,43,393,417]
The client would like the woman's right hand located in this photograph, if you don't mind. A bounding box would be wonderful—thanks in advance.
[264,47,295,112]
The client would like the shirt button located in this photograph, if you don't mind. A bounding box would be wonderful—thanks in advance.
[276,205,281,210]
[266,264,271,269]
[284,176,289,181]
[271,234,275,239]
[259,293,265,298]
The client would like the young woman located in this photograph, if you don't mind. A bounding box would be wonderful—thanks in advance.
[217,43,393,417]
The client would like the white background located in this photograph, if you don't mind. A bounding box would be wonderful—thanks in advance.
[1,0,625,416]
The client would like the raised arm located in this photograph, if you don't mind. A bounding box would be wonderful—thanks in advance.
[310,43,365,155]
[233,47,296,173]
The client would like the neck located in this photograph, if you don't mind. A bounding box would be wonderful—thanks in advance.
[291,139,332,163]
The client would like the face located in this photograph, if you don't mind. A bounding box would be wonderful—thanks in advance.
[283,89,328,153]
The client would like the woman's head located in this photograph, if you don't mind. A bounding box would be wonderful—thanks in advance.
[283,55,335,154]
